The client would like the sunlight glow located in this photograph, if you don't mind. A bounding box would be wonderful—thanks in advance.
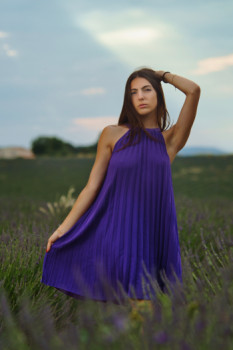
[75,9,177,68]
[72,116,118,131]
[192,53,233,75]
[99,28,160,45]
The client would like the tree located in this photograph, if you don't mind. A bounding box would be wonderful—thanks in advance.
[31,136,76,156]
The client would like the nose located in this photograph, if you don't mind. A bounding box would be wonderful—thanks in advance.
[137,90,144,100]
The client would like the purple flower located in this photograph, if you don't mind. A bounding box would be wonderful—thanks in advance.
[112,313,128,332]
[153,330,169,344]
[180,341,192,350]
[195,320,206,333]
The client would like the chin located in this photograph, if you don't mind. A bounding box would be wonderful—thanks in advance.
[137,110,151,115]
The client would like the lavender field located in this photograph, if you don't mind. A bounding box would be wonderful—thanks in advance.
[0,156,233,349]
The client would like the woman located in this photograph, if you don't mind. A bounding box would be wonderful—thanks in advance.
[41,68,201,306]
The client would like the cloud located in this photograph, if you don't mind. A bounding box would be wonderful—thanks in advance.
[99,27,161,46]
[67,87,106,97]
[80,87,106,96]
[0,32,18,57]
[2,44,18,57]
[0,31,9,39]
[192,53,233,75]
[71,116,118,131]
[76,9,180,68]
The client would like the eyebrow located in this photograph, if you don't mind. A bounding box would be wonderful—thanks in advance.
[130,84,152,91]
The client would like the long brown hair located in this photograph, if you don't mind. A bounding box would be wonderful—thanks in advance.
[115,67,172,152]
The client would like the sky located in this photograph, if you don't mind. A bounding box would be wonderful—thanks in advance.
[0,0,233,153]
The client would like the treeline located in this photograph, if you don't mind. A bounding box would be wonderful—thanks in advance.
[31,136,98,156]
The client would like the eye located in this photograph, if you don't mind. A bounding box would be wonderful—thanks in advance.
[130,91,136,95]
[144,88,151,92]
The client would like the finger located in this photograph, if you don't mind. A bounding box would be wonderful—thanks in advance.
[46,241,52,252]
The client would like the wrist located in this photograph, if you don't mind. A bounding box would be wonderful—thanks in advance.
[162,72,176,85]
[56,227,64,236]
[162,71,171,83]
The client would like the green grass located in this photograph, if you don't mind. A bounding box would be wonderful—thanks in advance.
[0,155,232,201]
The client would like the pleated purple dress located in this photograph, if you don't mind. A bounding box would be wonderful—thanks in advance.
[41,125,182,304]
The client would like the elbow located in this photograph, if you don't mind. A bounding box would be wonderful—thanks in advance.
[190,84,201,96]
[195,84,201,95]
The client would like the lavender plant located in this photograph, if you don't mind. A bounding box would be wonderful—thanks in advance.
[39,187,76,217]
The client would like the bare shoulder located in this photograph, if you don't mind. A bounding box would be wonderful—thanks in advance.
[101,124,130,152]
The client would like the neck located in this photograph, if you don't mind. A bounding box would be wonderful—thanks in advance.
[141,113,159,129]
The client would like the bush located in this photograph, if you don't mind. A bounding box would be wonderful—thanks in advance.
[31,136,77,156]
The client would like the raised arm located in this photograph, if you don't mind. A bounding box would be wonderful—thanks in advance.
[156,70,201,154]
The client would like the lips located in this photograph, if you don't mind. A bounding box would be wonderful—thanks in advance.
[138,104,147,108]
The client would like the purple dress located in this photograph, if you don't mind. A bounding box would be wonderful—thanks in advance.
[41,126,182,304]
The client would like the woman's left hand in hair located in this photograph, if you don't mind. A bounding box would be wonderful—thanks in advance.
[154,70,166,80]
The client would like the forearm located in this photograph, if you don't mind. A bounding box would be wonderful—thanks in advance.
[156,70,200,96]
[57,186,98,235]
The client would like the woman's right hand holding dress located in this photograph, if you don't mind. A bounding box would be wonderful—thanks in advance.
[46,227,65,253]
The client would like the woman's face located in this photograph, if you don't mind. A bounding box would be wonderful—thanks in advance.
[130,77,158,117]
